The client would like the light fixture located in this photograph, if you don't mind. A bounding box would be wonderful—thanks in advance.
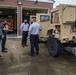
[17,0,23,5]
[34,0,38,4]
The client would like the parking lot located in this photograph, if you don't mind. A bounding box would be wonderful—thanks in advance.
[0,39,76,75]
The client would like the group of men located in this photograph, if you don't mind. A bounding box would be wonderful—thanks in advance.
[0,21,8,57]
[0,18,41,57]
[20,18,41,56]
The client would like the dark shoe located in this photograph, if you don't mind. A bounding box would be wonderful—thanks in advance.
[4,48,7,50]
[0,55,2,57]
[30,54,34,56]
[0,55,2,59]
[22,45,25,47]
[36,52,39,55]
[25,45,28,46]
[2,50,8,53]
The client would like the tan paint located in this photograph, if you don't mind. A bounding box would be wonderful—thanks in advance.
[30,4,76,42]
[36,14,50,38]
[50,4,76,43]
[30,13,50,41]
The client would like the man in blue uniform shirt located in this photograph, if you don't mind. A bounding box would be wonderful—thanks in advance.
[28,18,41,56]
[0,21,3,57]
[20,19,29,47]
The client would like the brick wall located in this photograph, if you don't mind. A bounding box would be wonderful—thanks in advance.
[0,0,53,36]
[0,0,53,9]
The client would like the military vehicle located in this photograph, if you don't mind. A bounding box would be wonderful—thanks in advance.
[30,4,76,57]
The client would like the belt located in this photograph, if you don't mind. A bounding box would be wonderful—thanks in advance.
[23,31,28,32]
[31,34,39,36]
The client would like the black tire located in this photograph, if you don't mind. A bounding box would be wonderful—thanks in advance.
[47,36,63,57]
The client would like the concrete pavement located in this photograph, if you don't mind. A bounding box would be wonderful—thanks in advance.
[0,39,76,75]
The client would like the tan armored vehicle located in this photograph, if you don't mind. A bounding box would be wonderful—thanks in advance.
[47,4,76,57]
[30,4,76,57]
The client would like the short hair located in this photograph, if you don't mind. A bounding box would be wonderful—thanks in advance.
[32,18,36,22]
[24,19,27,22]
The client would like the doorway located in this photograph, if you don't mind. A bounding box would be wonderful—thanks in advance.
[0,6,17,37]
[22,7,48,24]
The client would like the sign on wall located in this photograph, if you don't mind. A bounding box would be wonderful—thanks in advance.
[40,15,50,22]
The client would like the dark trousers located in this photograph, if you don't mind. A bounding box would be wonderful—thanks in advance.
[30,34,39,55]
[2,36,6,51]
[22,31,28,46]
[0,35,2,43]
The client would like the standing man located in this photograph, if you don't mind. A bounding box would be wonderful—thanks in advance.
[0,21,3,57]
[2,21,8,52]
[28,18,41,56]
[20,19,29,47]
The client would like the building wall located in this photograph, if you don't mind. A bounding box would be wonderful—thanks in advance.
[0,0,53,36]
[0,0,53,9]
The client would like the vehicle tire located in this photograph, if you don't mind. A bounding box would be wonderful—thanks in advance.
[47,36,63,57]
